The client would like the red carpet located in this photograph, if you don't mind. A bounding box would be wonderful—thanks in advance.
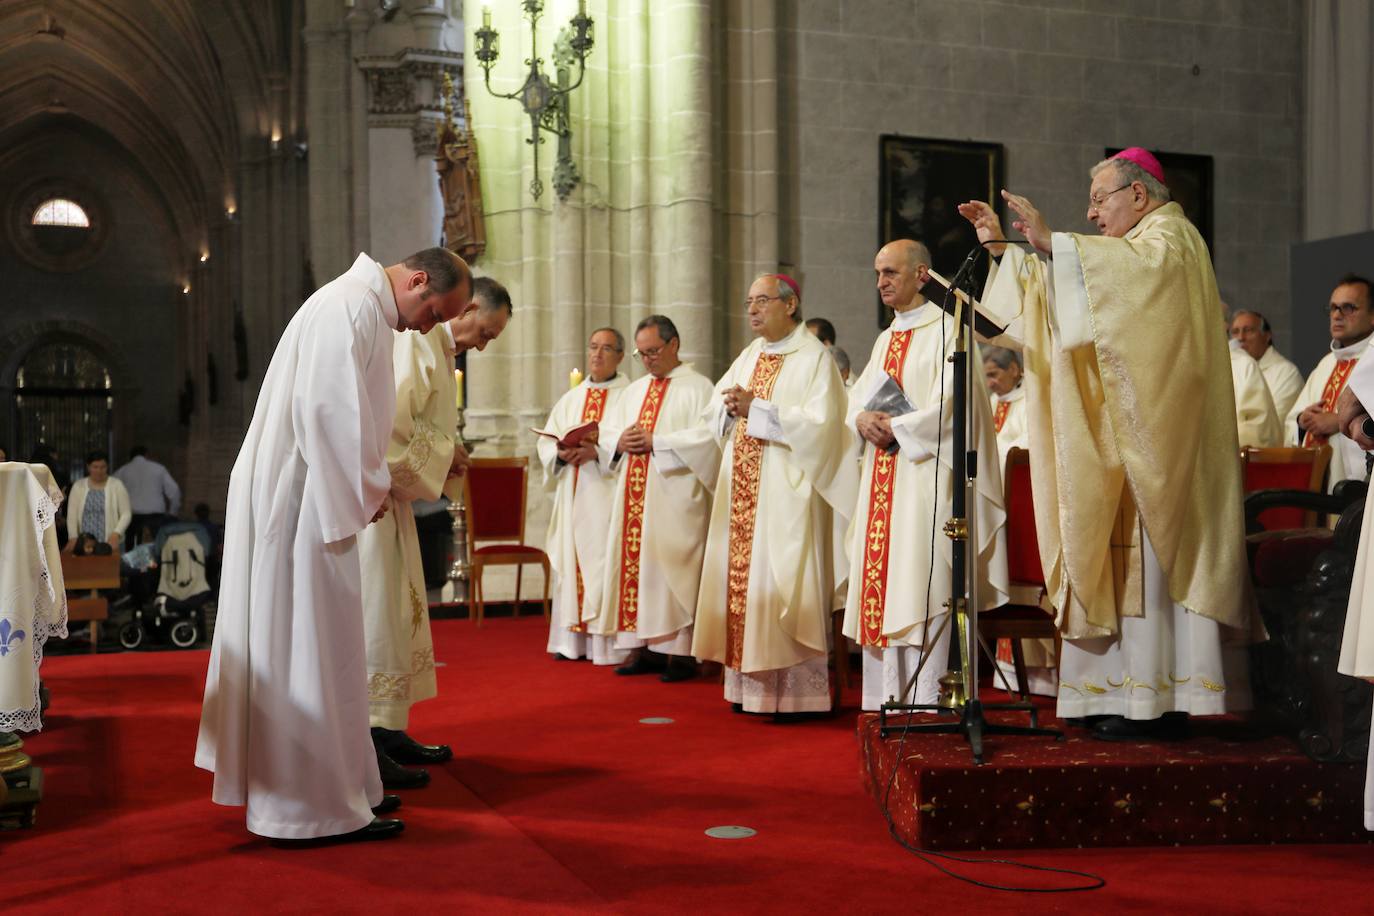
[8,616,1374,913]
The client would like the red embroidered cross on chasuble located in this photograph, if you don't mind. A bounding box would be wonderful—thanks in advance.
[1303,358,1357,447]
[724,353,785,669]
[571,386,609,632]
[615,377,671,632]
[993,399,1010,433]
[858,329,915,647]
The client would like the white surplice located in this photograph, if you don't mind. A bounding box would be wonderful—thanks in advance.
[358,323,457,731]
[593,364,719,654]
[691,324,860,713]
[1258,345,1304,421]
[984,239,1251,721]
[538,373,631,664]
[1230,345,1282,448]
[1338,354,1374,830]
[842,304,1010,710]
[196,254,396,839]
[1284,338,1370,489]
[991,384,1028,469]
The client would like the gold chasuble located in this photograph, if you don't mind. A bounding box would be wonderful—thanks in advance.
[593,364,719,643]
[841,304,1009,649]
[537,373,630,655]
[693,325,859,674]
[982,202,1253,640]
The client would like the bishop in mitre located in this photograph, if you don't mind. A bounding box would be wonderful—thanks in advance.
[1333,357,1374,831]
[692,275,859,714]
[960,147,1257,741]
[196,249,470,841]
[539,327,631,664]
[844,240,1010,709]
[593,316,719,681]
[359,276,511,789]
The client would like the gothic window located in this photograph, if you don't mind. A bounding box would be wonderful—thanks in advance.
[13,340,114,486]
[31,198,92,228]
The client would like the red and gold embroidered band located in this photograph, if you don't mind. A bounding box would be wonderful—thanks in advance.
[724,353,785,669]
[571,386,609,632]
[858,329,915,647]
[993,399,1010,433]
[615,377,671,632]
[1304,358,1356,447]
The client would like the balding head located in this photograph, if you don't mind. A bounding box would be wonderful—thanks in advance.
[874,239,932,312]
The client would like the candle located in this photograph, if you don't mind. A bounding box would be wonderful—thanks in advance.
[482,5,491,27]
[454,368,464,410]
[578,0,586,15]
[570,367,583,389]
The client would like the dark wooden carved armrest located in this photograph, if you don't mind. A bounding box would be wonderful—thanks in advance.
[1244,481,1367,534]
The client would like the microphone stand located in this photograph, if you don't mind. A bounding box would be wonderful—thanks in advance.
[877,242,1062,765]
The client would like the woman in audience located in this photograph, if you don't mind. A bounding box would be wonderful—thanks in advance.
[65,449,132,552]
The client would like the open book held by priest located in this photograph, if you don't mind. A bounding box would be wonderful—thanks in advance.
[530,421,598,449]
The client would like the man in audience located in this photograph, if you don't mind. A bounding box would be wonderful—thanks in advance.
[539,327,630,664]
[115,445,182,543]
[1285,274,1374,488]
[830,346,853,385]
[1230,308,1303,419]
[593,316,719,682]
[1229,331,1282,448]
[805,317,836,347]
[693,275,857,715]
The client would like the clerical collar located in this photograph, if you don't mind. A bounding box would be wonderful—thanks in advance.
[890,301,936,331]
[348,253,399,329]
[995,384,1025,404]
[587,373,623,389]
[1330,335,1371,360]
[761,322,809,354]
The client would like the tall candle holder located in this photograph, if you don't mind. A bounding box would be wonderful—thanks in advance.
[441,407,488,607]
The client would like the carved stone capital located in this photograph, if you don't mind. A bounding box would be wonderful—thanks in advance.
[357,48,465,158]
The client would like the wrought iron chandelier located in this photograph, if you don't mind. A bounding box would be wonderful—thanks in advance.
[473,0,594,201]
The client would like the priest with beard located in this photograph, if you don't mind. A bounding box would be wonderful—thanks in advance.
[692,275,858,714]
[196,248,471,842]
[539,327,632,664]
[959,148,1258,741]
[843,240,1010,709]
[360,276,512,790]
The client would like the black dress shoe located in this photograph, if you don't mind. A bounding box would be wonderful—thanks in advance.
[376,747,431,789]
[615,652,666,676]
[372,727,454,765]
[272,818,404,847]
[1091,712,1190,742]
[659,660,698,683]
[371,794,402,816]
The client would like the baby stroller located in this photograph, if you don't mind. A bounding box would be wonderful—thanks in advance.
[118,522,215,650]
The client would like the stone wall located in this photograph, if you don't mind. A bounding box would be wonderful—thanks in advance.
[782,0,1305,367]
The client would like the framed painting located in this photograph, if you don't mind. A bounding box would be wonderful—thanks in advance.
[878,135,1004,327]
[1105,148,1213,251]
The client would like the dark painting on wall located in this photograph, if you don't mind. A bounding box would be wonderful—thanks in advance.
[1105,147,1214,252]
[879,135,1004,328]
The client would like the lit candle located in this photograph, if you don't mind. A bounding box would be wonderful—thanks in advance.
[482,5,491,27]
[569,367,583,389]
[578,0,586,15]
[454,368,464,410]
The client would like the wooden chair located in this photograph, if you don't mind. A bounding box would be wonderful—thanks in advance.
[1242,445,1332,531]
[465,457,550,627]
[61,552,121,652]
[979,448,1058,703]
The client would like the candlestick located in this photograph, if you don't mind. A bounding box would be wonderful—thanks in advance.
[454,368,464,410]
[569,367,583,389]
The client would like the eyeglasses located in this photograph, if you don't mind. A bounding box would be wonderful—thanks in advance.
[744,295,783,309]
[1087,184,1132,209]
[1329,302,1365,317]
[633,346,665,360]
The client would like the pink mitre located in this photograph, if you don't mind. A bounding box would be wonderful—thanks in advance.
[1112,147,1167,186]
[768,273,802,301]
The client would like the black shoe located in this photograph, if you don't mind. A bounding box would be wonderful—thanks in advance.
[376,747,430,789]
[372,727,454,765]
[371,794,402,816]
[616,653,666,676]
[659,660,698,683]
[731,702,745,714]
[1065,715,1110,728]
[271,817,405,847]
[1091,712,1190,742]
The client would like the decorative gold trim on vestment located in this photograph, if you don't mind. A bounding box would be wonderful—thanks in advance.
[616,378,670,632]
[723,353,785,669]
[391,418,441,490]
[571,387,609,632]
